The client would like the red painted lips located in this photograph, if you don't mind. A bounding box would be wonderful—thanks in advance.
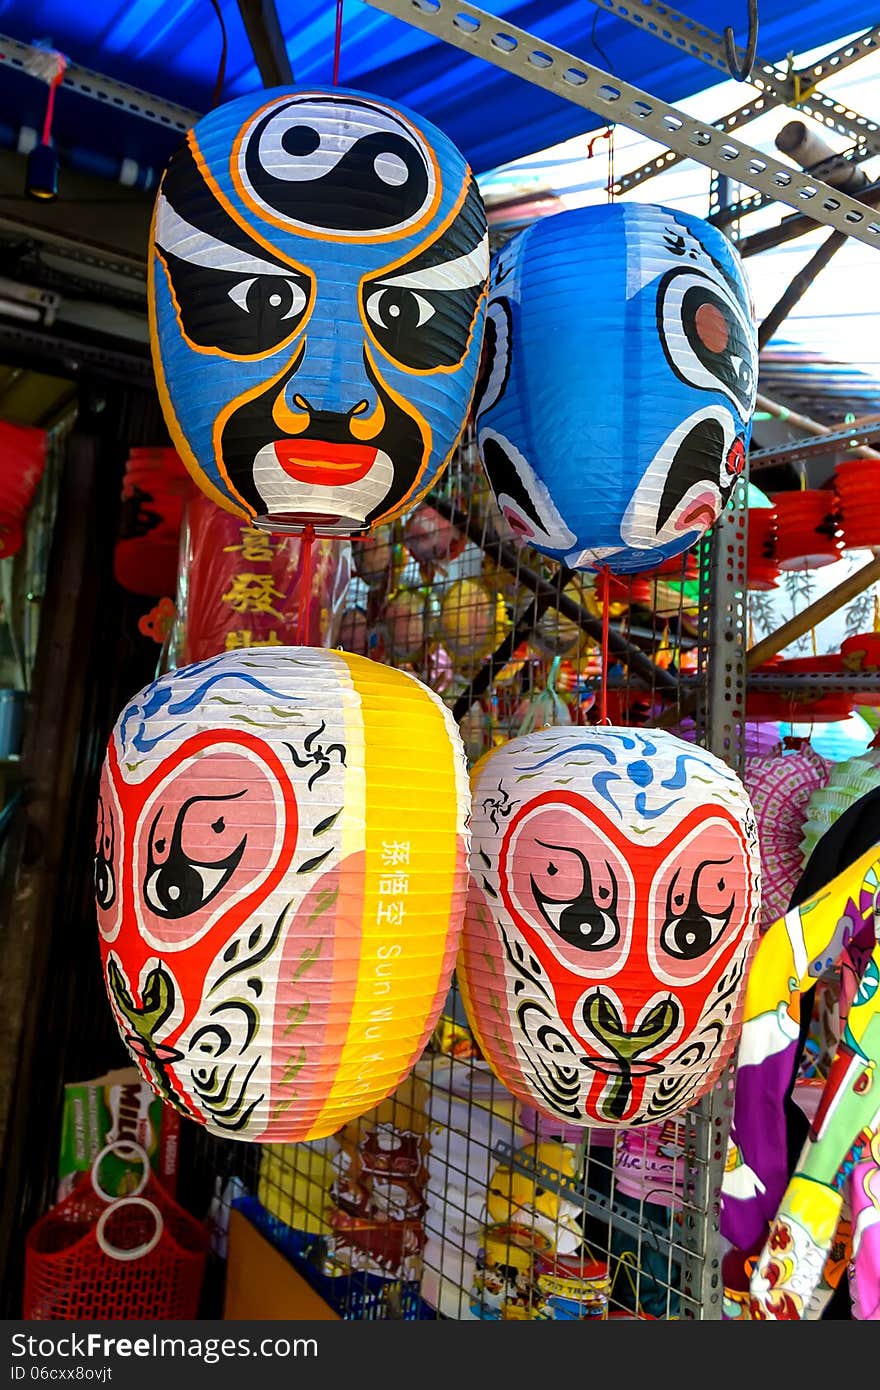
[274,439,378,486]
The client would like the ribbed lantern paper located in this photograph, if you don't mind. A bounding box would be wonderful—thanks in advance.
[94,648,469,1142]
[148,86,489,536]
[473,202,758,574]
[457,726,761,1128]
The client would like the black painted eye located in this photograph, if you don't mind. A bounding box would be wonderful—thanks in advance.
[228,276,308,322]
[95,794,117,911]
[143,792,247,919]
[365,286,435,336]
[159,251,311,356]
[95,857,116,911]
[661,859,734,960]
[531,845,620,953]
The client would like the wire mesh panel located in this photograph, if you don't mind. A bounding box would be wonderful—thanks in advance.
[176,426,739,1321]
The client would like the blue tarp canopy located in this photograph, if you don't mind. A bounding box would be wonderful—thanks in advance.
[0,1,877,179]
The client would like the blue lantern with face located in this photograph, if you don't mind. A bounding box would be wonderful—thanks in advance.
[474,203,758,574]
[149,87,488,535]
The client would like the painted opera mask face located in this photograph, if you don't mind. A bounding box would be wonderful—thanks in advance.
[460,727,761,1126]
[473,202,757,573]
[149,87,488,533]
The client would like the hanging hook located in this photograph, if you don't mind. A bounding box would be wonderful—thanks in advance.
[724,0,759,83]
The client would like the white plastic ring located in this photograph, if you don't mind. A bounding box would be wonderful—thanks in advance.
[90,1140,150,1202]
[95,1197,164,1263]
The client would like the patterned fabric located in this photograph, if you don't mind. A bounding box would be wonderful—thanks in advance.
[744,743,830,931]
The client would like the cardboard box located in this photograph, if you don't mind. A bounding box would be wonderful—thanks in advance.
[224,1210,340,1321]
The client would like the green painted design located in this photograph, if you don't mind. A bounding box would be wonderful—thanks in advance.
[284,1000,310,1034]
[281,1046,307,1086]
[307,888,338,928]
[292,940,323,981]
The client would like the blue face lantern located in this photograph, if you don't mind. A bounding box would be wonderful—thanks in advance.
[474,203,758,574]
[149,87,488,534]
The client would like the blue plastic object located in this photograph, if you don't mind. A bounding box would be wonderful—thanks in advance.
[232,1195,439,1320]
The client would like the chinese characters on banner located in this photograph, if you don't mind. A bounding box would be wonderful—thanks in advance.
[172,493,352,662]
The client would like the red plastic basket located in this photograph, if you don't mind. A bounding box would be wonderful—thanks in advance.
[23,1142,209,1321]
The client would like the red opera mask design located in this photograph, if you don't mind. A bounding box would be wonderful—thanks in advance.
[457,726,761,1127]
[95,647,469,1143]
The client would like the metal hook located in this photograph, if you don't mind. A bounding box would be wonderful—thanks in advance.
[724,0,759,82]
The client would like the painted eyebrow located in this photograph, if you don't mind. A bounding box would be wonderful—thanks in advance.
[154,194,294,278]
[375,236,489,293]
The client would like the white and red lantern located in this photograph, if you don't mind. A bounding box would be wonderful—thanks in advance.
[95,647,469,1143]
[457,726,761,1128]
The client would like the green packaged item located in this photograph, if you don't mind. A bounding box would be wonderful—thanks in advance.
[56,1066,180,1201]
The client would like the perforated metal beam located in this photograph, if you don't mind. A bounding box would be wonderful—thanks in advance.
[0,32,199,134]
[749,421,880,466]
[363,0,880,249]
[592,2,880,157]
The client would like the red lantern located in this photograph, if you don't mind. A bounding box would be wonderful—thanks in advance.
[114,447,197,597]
[746,508,780,591]
[175,493,352,662]
[748,654,854,723]
[0,419,47,559]
[840,632,880,706]
[770,490,843,570]
[633,550,700,582]
[832,457,880,550]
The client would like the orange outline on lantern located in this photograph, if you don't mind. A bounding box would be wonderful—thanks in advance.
[228,92,443,246]
[152,242,315,365]
[147,204,248,520]
[188,129,319,277]
[357,174,489,377]
[149,132,318,366]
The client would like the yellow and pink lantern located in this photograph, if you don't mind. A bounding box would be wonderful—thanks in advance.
[95,648,469,1142]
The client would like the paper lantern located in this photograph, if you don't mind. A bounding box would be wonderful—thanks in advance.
[748,654,854,724]
[746,507,780,591]
[458,726,760,1127]
[173,492,352,660]
[799,744,880,867]
[833,457,880,550]
[474,202,757,574]
[439,578,511,662]
[94,647,469,1142]
[841,631,880,705]
[114,448,197,597]
[149,85,489,537]
[403,505,465,568]
[380,588,437,663]
[0,419,47,559]
[770,490,843,570]
[743,742,830,931]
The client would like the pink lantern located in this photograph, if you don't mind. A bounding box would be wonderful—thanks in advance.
[743,743,830,931]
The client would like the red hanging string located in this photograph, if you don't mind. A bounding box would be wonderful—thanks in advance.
[599,565,612,724]
[296,523,316,647]
[42,56,67,144]
[332,0,344,86]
